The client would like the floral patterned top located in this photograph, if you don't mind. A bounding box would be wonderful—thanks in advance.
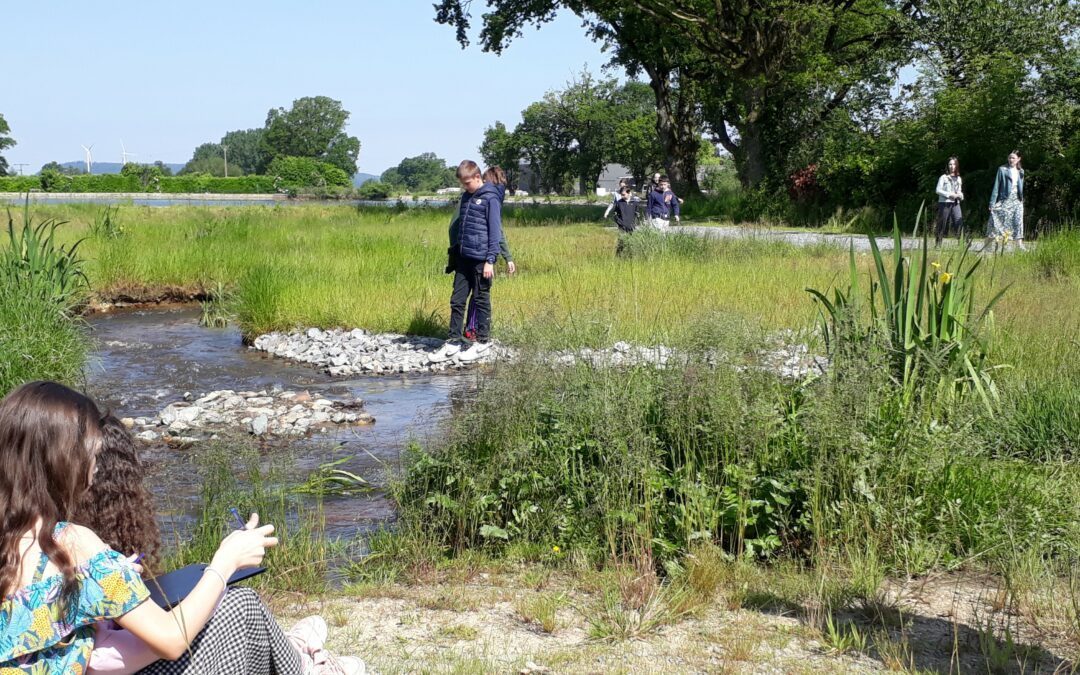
[0,523,149,674]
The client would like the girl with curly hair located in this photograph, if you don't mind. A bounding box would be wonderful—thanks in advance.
[0,381,306,675]
[77,414,362,675]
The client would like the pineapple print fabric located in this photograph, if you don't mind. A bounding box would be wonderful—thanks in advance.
[0,523,149,674]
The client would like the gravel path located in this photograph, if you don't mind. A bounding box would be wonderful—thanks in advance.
[675,224,1017,252]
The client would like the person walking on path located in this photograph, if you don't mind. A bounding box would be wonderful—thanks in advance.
[603,178,637,220]
[646,176,680,230]
[987,150,1026,249]
[935,157,964,245]
[430,160,503,363]
[608,185,639,233]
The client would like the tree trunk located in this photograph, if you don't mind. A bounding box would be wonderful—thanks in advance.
[648,67,701,197]
[736,122,767,189]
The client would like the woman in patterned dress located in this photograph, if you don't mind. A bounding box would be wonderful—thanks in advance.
[0,382,315,675]
[987,150,1026,249]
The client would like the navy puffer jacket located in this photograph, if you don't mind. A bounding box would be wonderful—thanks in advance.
[455,183,503,263]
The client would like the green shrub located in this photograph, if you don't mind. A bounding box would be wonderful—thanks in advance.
[0,176,43,192]
[394,337,1080,576]
[267,156,351,189]
[357,180,393,200]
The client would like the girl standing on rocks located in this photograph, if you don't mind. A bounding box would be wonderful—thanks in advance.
[988,150,1026,249]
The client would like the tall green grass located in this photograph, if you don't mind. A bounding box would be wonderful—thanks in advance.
[392,329,1080,577]
[0,202,90,395]
[162,439,341,594]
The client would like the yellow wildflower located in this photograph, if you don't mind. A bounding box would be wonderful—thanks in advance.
[552,546,561,553]
[931,262,941,269]
[940,272,953,284]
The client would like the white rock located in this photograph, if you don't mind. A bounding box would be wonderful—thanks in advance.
[136,430,159,442]
[250,415,269,436]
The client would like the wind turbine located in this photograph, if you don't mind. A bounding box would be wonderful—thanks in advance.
[81,145,94,174]
[120,140,137,165]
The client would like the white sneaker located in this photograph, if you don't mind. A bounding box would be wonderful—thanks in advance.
[429,340,462,363]
[457,341,491,362]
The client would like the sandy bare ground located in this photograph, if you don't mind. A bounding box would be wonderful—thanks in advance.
[273,569,1076,674]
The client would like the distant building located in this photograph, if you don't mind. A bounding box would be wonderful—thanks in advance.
[596,164,633,195]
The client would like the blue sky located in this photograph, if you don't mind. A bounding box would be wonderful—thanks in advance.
[3,2,609,175]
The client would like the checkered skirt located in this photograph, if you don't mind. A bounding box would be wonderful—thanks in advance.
[137,587,303,675]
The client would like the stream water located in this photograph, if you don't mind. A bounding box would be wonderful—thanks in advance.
[84,306,471,540]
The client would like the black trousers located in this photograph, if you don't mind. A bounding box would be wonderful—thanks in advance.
[448,255,492,342]
[936,202,964,243]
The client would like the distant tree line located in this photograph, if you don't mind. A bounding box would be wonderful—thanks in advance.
[479,75,663,194]
[177,95,361,186]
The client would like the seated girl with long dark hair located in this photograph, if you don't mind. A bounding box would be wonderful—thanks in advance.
[0,381,329,674]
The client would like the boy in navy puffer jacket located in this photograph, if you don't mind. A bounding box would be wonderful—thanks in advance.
[430,160,504,363]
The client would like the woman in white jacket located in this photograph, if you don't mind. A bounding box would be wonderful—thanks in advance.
[934,157,964,245]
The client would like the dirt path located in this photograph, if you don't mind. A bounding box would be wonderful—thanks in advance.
[675,224,1018,253]
[275,570,1075,674]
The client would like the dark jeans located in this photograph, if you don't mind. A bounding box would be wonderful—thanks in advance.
[936,202,964,243]
[448,255,492,342]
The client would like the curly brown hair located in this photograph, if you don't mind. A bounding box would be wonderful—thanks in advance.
[75,416,161,573]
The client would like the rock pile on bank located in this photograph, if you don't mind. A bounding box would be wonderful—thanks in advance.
[252,328,508,375]
[127,387,373,442]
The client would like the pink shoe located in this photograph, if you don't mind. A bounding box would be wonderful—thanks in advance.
[312,652,365,675]
[287,615,328,656]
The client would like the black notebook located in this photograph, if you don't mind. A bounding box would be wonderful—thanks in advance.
[146,564,266,609]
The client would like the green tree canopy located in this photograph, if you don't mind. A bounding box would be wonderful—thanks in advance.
[380,153,455,192]
[267,156,351,189]
[39,161,84,176]
[479,122,522,189]
[261,96,361,176]
[180,156,245,177]
[0,114,15,177]
[220,128,265,175]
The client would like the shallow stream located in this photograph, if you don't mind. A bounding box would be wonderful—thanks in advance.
[84,306,469,540]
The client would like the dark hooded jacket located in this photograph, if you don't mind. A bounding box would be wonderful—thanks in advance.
[449,183,504,263]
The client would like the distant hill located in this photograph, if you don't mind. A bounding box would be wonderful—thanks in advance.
[59,161,186,175]
[353,172,378,186]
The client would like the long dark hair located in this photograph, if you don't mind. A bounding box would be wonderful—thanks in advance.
[76,416,161,574]
[482,166,507,185]
[947,156,960,176]
[0,381,104,609]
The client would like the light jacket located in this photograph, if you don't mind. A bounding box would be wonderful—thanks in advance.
[989,166,1024,206]
[935,174,963,204]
